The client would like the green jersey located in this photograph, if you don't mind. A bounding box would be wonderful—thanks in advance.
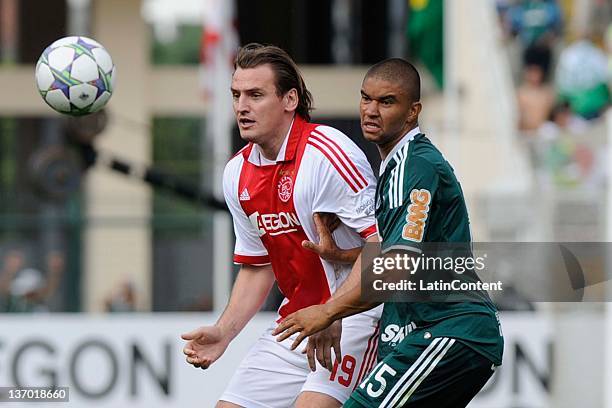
[375,128,503,365]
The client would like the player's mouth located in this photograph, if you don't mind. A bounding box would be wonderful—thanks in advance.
[362,121,381,133]
[238,118,256,129]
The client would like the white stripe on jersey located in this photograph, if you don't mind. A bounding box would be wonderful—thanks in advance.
[397,338,455,406]
[398,144,408,206]
[388,144,410,210]
[380,337,455,408]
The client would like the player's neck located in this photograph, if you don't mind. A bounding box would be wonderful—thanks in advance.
[378,123,418,161]
[257,116,294,161]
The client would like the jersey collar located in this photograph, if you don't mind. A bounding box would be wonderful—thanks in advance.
[379,126,421,176]
[245,115,306,165]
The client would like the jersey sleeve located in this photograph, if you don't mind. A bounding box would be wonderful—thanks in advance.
[382,156,439,253]
[308,126,377,239]
[223,159,270,265]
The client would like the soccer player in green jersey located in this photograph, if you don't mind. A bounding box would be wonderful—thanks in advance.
[274,59,503,407]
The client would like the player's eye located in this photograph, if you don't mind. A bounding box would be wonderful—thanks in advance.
[231,92,240,100]
[361,95,371,102]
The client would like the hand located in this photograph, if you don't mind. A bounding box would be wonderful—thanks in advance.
[302,320,342,372]
[181,326,229,369]
[272,304,334,351]
[302,213,361,264]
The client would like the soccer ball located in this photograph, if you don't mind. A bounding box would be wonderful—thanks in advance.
[35,36,116,116]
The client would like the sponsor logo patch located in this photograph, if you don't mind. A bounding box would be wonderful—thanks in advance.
[402,189,431,242]
[249,211,301,237]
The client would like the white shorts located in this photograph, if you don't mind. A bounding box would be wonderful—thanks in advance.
[220,308,382,408]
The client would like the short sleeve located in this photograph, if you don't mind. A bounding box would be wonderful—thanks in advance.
[307,126,377,239]
[382,156,439,253]
[223,158,270,265]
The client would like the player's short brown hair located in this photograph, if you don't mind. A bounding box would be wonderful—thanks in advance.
[234,43,313,121]
[365,58,421,104]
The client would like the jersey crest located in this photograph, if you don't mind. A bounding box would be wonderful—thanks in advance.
[277,174,293,203]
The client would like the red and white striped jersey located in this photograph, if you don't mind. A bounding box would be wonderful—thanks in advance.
[223,115,377,318]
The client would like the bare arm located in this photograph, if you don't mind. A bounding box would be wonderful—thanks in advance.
[182,263,275,369]
[215,263,276,340]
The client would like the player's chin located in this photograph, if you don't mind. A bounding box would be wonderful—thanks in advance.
[238,130,259,143]
[361,128,383,142]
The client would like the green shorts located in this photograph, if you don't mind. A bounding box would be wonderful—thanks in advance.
[344,335,495,407]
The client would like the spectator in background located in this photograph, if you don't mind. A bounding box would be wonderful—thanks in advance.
[538,101,588,140]
[0,250,65,313]
[517,45,556,133]
[104,281,137,312]
[505,0,563,50]
[555,34,611,119]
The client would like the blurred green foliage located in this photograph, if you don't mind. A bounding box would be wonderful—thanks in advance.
[151,25,202,65]
[152,116,213,237]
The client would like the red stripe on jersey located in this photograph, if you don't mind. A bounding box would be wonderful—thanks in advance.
[359,224,378,239]
[309,133,365,190]
[311,130,369,188]
[233,254,270,265]
[365,341,379,383]
[354,324,380,390]
[231,143,252,161]
[307,141,359,193]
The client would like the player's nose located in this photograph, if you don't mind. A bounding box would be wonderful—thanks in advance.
[235,95,250,113]
[362,101,379,118]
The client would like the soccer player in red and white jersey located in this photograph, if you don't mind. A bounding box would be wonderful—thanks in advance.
[181,43,381,407]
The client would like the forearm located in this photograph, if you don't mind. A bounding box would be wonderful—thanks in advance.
[325,284,380,321]
[332,234,379,299]
[215,264,275,341]
[326,234,380,318]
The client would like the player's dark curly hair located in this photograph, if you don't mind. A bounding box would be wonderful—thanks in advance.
[234,43,313,121]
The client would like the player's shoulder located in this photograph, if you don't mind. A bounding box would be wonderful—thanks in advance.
[409,135,445,169]
[309,124,363,153]
[223,144,250,182]
[305,124,369,166]
[304,124,373,191]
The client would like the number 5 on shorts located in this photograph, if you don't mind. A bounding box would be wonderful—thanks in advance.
[359,363,397,398]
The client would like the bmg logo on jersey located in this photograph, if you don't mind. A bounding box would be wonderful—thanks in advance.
[249,211,301,237]
[277,175,293,203]
[402,188,431,242]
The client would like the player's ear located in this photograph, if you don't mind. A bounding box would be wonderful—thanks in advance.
[284,88,299,113]
[407,101,422,124]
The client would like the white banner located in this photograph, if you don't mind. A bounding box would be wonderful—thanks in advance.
[0,312,601,407]
[0,313,270,407]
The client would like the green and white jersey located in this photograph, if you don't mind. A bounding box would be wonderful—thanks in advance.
[375,127,503,366]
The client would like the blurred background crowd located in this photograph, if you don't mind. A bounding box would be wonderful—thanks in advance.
[0,0,610,315]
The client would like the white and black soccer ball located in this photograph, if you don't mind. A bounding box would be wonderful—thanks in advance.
[35,36,116,116]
